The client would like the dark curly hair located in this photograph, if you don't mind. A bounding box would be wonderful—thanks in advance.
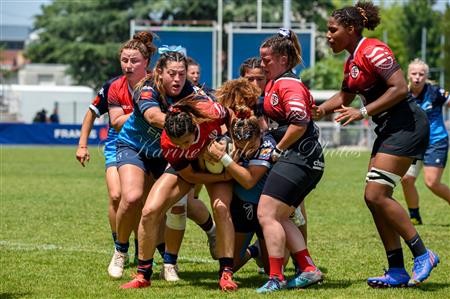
[331,1,380,35]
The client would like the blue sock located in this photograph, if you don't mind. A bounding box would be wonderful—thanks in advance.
[114,241,129,253]
[408,208,421,219]
[247,244,259,258]
[163,252,178,265]
[112,232,117,243]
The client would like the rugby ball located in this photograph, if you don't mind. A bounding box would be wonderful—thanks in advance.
[205,136,233,174]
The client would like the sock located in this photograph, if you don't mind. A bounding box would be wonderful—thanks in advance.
[200,214,214,233]
[114,241,129,254]
[137,258,153,281]
[111,232,117,243]
[156,242,165,259]
[405,233,427,257]
[291,255,300,273]
[408,208,421,219]
[247,244,260,258]
[219,257,234,276]
[386,248,405,269]
[268,256,285,281]
[134,238,139,259]
[293,249,317,273]
[163,252,178,265]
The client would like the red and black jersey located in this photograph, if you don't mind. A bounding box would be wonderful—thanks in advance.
[89,76,121,117]
[342,38,400,105]
[107,75,134,114]
[263,72,314,127]
[161,100,229,171]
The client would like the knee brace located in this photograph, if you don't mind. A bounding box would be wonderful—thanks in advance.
[166,194,188,230]
[365,167,401,188]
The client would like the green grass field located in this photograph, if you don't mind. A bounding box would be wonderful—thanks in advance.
[1,146,449,298]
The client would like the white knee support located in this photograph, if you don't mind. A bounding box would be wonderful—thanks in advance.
[405,160,423,178]
[166,194,188,230]
[365,167,401,188]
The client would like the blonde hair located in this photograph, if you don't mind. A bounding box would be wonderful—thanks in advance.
[408,58,429,77]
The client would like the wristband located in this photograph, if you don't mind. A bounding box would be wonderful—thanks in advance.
[271,146,284,160]
[360,107,369,120]
[78,145,88,149]
[220,153,233,167]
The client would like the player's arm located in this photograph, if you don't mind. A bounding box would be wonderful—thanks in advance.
[109,108,131,132]
[364,69,408,116]
[314,91,356,120]
[76,109,96,167]
[177,164,231,184]
[225,163,268,189]
[143,106,166,129]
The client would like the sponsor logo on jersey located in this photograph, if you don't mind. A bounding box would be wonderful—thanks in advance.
[350,65,360,78]
[270,93,279,106]
[364,46,394,70]
[259,148,272,160]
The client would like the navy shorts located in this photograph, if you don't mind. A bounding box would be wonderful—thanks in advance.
[116,141,167,179]
[230,195,264,239]
[424,138,449,167]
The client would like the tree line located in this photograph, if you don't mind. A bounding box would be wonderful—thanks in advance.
[25,0,449,90]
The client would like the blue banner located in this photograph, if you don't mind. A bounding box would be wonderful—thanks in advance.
[0,123,109,145]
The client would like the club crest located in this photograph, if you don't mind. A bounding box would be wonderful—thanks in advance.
[271,93,279,106]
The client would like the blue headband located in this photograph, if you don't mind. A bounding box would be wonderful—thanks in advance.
[158,45,187,56]
[278,28,291,39]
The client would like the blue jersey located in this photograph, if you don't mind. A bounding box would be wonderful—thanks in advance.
[233,134,276,204]
[411,83,449,145]
[117,80,196,159]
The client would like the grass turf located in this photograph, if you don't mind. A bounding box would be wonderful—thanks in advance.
[0,146,449,298]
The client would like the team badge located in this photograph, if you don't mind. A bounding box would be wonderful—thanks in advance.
[259,148,272,160]
[350,65,360,78]
[271,93,279,106]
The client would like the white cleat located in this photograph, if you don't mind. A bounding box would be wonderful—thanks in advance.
[160,263,180,282]
[108,250,128,279]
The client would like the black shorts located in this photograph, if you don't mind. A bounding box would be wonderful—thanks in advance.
[230,196,264,239]
[372,105,429,160]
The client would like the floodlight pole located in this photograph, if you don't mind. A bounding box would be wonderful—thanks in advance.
[257,0,262,30]
[217,0,223,86]
[283,0,291,29]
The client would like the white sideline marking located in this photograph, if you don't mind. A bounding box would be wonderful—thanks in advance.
[0,240,215,264]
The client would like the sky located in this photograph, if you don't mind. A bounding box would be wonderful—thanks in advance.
[1,0,449,27]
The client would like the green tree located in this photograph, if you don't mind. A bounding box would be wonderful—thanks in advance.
[401,0,443,81]
[301,52,345,90]
[442,4,450,89]
[25,0,139,88]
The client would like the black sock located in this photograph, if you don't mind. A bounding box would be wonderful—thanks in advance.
[247,244,259,258]
[134,238,139,258]
[157,242,165,259]
[199,214,214,232]
[386,248,405,269]
[408,208,421,219]
[137,258,153,281]
[219,258,234,276]
[405,233,427,257]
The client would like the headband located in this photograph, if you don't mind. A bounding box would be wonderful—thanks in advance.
[158,45,187,56]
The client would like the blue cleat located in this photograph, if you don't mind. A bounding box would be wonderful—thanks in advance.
[408,249,439,287]
[367,268,410,288]
[256,277,287,293]
[287,269,323,289]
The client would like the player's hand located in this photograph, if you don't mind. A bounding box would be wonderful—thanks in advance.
[311,104,325,120]
[334,105,363,126]
[207,140,226,162]
[76,146,90,167]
